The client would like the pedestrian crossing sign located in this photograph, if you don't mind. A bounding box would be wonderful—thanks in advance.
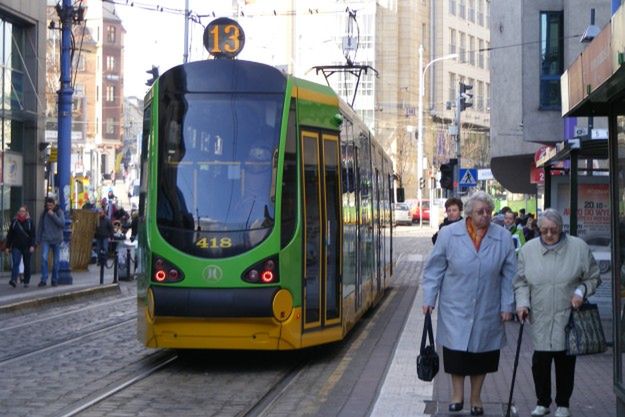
[459,168,478,186]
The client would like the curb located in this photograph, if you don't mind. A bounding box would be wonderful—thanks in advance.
[0,283,121,314]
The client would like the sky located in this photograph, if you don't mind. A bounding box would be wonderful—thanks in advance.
[112,0,347,98]
[114,0,223,98]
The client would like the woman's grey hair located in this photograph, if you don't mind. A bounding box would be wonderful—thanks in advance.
[464,191,495,216]
[537,208,563,230]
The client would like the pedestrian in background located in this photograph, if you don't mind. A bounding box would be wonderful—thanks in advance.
[422,191,516,416]
[94,208,114,265]
[431,197,463,244]
[503,211,526,253]
[36,196,65,287]
[5,205,35,288]
[523,214,539,241]
[514,208,601,417]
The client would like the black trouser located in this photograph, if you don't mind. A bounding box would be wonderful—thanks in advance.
[532,350,576,407]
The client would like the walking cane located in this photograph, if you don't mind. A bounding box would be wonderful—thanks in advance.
[506,320,524,417]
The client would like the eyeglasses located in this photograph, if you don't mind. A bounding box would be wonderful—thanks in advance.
[539,228,560,235]
[475,208,491,216]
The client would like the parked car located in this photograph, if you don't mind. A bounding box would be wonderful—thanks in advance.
[393,203,412,226]
[584,235,611,274]
[407,199,430,223]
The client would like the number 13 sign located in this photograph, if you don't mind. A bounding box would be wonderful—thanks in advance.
[203,17,246,59]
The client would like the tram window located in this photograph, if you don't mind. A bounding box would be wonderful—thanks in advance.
[281,103,297,248]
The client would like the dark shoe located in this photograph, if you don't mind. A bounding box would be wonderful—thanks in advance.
[51,282,58,287]
[38,281,46,287]
[470,406,484,416]
[23,283,29,288]
[9,280,16,288]
[449,402,464,412]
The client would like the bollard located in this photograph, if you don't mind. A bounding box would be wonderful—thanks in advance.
[113,246,118,283]
[126,247,131,280]
[99,249,106,285]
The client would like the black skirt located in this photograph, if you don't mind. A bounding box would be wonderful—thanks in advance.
[443,346,500,375]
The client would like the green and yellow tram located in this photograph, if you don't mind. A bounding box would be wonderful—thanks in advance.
[136,22,395,350]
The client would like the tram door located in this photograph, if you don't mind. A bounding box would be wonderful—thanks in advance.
[302,131,342,329]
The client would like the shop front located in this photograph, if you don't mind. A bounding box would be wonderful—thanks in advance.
[561,4,625,415]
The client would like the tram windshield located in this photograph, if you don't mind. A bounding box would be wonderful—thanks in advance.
[157,93,284,258]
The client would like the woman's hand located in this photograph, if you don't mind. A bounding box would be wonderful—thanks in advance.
[422,305,434,315]
[571,294,584,309]
[501,312,512,321]
[516,307,529,322]
[29,246,34,253]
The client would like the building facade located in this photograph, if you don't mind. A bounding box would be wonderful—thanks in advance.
[0,1,47,234]
[490,0,612,194]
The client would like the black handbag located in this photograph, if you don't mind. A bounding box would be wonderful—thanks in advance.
[417,312,439,381]
[565,301,607,356]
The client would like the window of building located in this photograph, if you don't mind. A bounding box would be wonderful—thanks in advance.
[539,11,563,109]
[450,29,456,54]
[485,41,490,69]
[469,36,475,66]
[477,81,484,111]
[486,82,490,110]
[74,84,85,97]
[106,56,115,72]
[449,73,456,103]
[449,0,456,15]
[105,118,115,135]
[459,32,466,63]
[106,85,115,102]
[459,0,466,19]
[468,0,475,22]
[477,0,484,26]
[106,25,116,43]
[485,1,490,28]
[478,39,485,68]
[73,54,86,71]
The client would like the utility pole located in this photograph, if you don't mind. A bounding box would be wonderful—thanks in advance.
[55,0,80,284]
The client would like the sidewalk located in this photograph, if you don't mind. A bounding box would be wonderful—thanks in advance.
[0,263,122,313]
[372,284,616,417]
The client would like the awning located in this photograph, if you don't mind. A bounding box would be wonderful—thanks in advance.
[536,139,608,167]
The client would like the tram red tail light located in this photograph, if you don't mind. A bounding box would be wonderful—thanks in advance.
[242,256,279,284]
[152,256,184,283]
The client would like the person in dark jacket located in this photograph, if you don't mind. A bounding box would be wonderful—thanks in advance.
[36,196,65,287]
[5,205,35,287]
[432,197,464,244]
[94,208,114,264]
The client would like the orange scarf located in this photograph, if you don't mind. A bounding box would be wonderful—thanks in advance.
[466,218,488,251]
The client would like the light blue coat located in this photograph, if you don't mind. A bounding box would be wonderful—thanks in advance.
[422,220,517,352]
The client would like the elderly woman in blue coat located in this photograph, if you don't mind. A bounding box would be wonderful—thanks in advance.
[422,191,516,416]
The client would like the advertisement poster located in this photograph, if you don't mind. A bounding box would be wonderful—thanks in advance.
[552,176,611,316]
[553,179,610,238]
[2,151,23,187]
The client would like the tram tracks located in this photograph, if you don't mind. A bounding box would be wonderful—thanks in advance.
[56,351,178,417]
[0,316,136,366]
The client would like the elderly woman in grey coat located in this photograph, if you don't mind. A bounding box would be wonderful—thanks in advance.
[514,209,600,417]
[422,191,516,416]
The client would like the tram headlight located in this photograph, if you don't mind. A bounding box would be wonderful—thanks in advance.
[152,255,185,283]
[242,256,279,284]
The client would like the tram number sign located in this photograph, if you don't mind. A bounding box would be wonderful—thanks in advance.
[203,17,245,59]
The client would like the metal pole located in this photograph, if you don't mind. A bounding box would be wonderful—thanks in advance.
[417,45,424,228]
[418,50,458,220]
[56,0,74,284]
[454,83,462,197]
[183,0,190,63]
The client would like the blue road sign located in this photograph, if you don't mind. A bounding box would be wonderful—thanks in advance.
[459,168,478,186]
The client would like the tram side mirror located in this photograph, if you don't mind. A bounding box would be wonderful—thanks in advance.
[396,187,405,203]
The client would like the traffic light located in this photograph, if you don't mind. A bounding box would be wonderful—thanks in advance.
[146,65,159,87]
[439,163,454,190]
[419,177,425,189]
[459,82,473,111]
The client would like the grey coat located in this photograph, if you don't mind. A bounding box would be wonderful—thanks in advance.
[422,220,517,352]
[37,207,65,244]
[514,235,601,351]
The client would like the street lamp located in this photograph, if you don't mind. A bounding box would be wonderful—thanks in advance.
[417,45,458,226]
